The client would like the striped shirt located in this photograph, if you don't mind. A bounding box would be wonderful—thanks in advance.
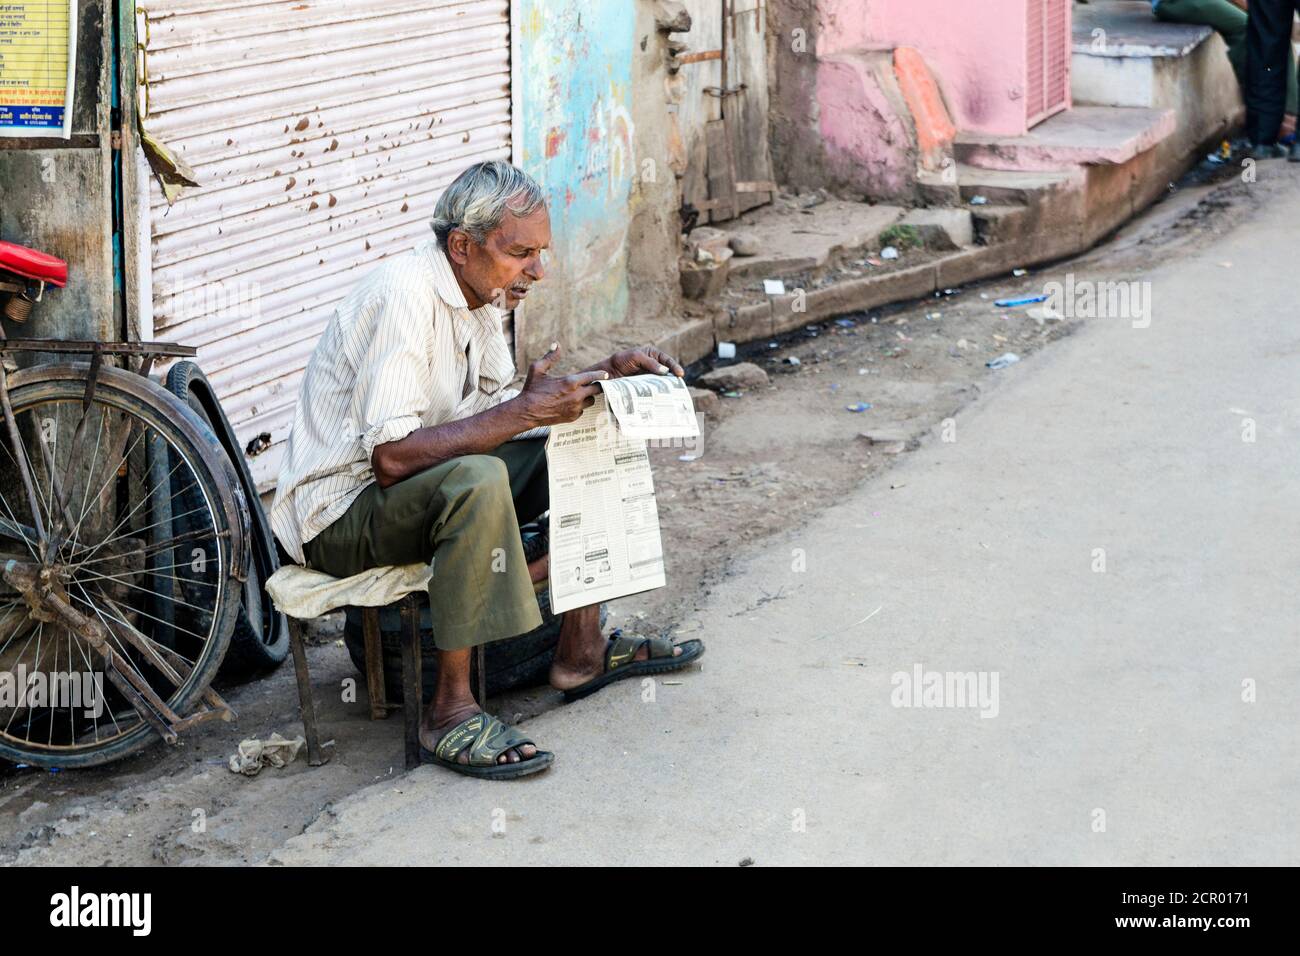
[269,238,527,562]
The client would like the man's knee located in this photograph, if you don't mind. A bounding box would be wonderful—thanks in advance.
[445,454,512,508]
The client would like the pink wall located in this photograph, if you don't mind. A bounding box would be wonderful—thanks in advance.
[817,0,1034,137]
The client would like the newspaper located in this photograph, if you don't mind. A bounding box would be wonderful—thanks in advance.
[546,374,699,614]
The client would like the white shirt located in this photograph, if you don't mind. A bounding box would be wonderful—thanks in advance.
[269,239,527,562]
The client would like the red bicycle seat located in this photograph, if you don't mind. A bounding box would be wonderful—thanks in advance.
[0,241,67,287]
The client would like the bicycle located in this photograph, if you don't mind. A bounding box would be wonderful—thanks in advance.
[0,240,248,768]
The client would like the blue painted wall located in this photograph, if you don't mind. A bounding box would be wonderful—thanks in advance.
[517,0,637,353]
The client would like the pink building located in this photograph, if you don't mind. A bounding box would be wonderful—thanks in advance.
[771,0,1073,199]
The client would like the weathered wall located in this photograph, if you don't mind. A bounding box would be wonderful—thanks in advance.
[625,0,685,330]
[515,0,683,359]
[846,0,1030,137]
[769,0,1035,201]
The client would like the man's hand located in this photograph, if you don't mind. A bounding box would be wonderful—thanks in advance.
[597,345,685,380]
[515,343,608,427]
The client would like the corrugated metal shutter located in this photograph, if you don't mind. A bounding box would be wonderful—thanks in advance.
[141,0,512,490]
[1025,0,1070,129]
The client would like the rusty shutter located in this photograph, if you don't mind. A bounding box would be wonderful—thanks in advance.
[140,0,513,490]
[1025,0,1070,129]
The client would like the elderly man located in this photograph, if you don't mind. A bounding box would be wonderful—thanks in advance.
[270,161,703,779]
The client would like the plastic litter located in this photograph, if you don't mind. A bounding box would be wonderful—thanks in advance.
[880,246,900,260]
[834,318,856,327]
[995,294,1047,307]
[784,356,801,365]
[763,278,786,295]
[717,341,736,359]
[845,402,873,412]
[986,353,1020,370]
[969,195,989,205]
[1012,268,1028,277]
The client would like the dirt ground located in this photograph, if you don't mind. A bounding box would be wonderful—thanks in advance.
[0,160,1266,866]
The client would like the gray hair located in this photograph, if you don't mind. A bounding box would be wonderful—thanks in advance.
[431,161,546,250]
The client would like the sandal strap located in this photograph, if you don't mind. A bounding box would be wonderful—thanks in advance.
[605,630,677,672]
[468,717,534,767]
[605,630,645,671]
[434,714,535,767]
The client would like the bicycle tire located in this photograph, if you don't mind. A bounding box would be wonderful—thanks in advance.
[0,363,246,769]
[165,361,288,681]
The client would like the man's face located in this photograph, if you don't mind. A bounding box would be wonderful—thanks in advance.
[446,204,551,310]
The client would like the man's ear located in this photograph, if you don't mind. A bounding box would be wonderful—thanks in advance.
[446,229,471,266]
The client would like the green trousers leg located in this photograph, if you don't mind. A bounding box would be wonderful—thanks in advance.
[1157,0,1299,116]
[304,439,548,651]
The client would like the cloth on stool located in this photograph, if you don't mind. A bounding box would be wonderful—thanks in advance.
[265,562,431,619]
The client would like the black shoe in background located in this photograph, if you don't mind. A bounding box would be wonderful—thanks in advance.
[1250,142,1287,160]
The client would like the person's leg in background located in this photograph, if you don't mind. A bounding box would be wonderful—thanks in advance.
[1157,0,1300,138]
[1246,0,1296,152]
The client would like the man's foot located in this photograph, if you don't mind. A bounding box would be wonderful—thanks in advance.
[549,633,684,691]
[1288,141,1300,162]
[421,701,537,765]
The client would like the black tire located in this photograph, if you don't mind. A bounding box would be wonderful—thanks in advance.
[0,364,245,769]
[342,588,607,701]
[165,361,288,682]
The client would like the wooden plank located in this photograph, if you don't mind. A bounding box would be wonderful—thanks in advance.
[676,0,723,220]
[705,118,736,222]
[725,0,776,216]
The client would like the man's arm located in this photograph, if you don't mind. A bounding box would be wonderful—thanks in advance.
[371,345,605,488]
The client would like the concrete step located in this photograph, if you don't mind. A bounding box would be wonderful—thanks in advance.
[954,166,1083,205]
[1068,0,1241,168]
[954,105,1176,171]
[970,205,1031,246]
[896,207,974,249]
[721,199,907,280]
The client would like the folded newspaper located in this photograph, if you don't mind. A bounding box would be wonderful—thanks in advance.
[546,374,700,614]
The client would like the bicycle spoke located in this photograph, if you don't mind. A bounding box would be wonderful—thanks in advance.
[0,491,38,560]
[60,425,146,562]
[85,594,198,670]
[65,520,218,572]
[64,462,197,571]
[73,567,214,615]
[81,584,214,644]
[65,405,108,558]
[82,559,218,588]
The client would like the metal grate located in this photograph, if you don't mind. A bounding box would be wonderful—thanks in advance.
[141,0,513,490]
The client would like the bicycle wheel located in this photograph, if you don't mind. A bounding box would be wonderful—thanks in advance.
[0,363,246,768]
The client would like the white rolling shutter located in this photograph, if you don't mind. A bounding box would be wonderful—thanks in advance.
[141,0,512,489]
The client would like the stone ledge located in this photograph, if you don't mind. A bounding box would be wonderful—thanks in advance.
[1073,1,1213,59]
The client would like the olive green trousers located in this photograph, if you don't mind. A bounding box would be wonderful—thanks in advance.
[304,439,548,651]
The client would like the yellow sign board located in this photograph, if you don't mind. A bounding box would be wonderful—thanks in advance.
[0,1,78,137]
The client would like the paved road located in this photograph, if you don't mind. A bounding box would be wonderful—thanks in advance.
[270,183,1300,866]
